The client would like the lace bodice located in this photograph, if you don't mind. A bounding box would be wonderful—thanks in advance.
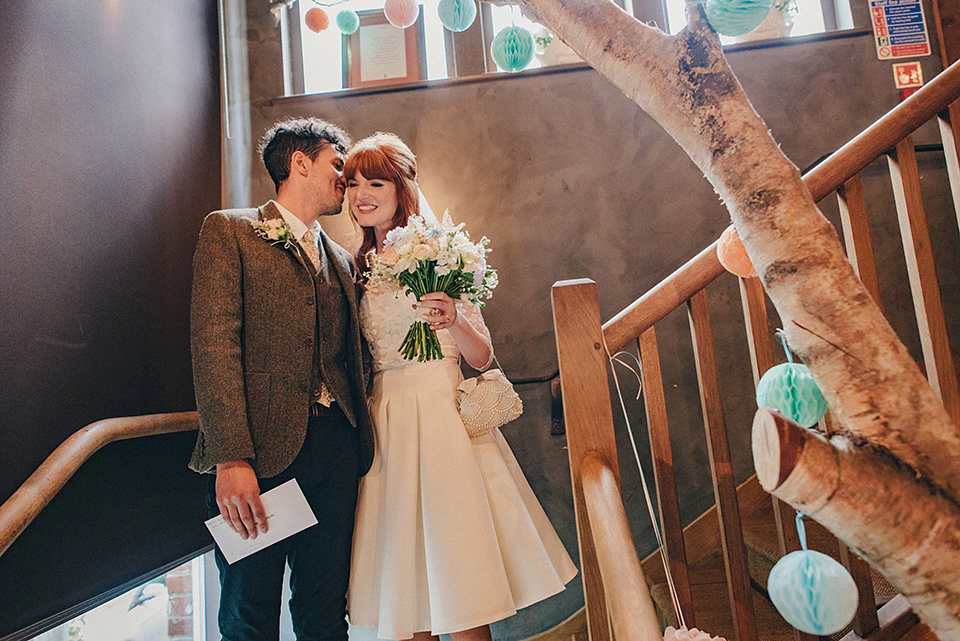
[360,283,492,371]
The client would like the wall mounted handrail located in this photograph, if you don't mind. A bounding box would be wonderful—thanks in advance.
[0,412,199,558]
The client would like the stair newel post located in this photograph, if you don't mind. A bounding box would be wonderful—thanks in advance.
[551,279,621,641]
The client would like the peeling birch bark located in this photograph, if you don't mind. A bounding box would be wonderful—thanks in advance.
[754,409,960,638]
[491,0,960,502]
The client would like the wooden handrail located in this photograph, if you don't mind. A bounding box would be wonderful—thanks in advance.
[602,59,960,353]
[604,241,725,353]
[581,451,664,641]
[804,60,960,201]
[0,412,199,557]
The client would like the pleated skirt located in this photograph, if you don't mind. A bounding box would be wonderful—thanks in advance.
[347,359,577,640]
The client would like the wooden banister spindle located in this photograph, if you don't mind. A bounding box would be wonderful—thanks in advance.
[687,289,758,641]
[737,279,800,553]
[887,136,960,422]
[938,101,960,234]
[738,276,818,641]
[837,174,884,310]
[838,545,881,637]
[637,329,695,628]
[831,175,887,636]
[552,279,621,641]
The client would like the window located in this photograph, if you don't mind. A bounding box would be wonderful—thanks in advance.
[297,0,448,93]
[663,0,838,43]
[30,557,206,641]
[286,0,583,95]
[285,0,848,96]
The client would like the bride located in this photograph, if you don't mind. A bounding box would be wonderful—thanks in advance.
[343,132,577,641]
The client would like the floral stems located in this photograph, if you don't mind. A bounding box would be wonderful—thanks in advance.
[399,321,444,362]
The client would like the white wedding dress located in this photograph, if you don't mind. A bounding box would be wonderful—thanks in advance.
[347,283,578,640]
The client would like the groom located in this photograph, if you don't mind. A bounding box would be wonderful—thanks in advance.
[189,117,375,641]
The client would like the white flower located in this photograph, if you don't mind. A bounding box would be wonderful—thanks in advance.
[252,218,296,248]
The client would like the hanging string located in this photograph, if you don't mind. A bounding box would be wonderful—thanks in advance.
[270,0,350,14]
[611,351,643,400]
[775,328,794,362]
[604,336,688,631]
[795,510,808,550]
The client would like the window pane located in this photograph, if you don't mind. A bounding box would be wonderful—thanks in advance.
[298,0,449,93]
[487,5,546,72]
[30,558,206,641]
[486,5,584,71]
[662,0,829,41]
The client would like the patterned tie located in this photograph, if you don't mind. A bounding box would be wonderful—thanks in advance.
[301,229,320,271]
[301,228,333,408]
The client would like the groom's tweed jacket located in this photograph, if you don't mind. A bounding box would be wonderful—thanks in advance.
[188,202,374,478]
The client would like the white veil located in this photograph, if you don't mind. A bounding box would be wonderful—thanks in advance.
[418,187,440,226]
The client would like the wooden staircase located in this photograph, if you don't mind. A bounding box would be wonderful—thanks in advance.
[551,59,960,641]
[640,476,918,641]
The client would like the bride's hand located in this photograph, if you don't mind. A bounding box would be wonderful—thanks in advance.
[415,292,458,330]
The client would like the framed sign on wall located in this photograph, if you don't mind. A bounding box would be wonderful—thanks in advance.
[342,8,427,88]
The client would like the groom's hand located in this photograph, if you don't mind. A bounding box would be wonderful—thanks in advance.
[215,460,268,539]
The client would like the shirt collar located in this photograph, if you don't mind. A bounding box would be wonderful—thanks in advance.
[271,200,321,244]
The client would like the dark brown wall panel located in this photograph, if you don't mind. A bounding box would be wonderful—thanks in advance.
[0,1,220,637]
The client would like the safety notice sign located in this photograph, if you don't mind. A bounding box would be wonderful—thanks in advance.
[870,0,931,60]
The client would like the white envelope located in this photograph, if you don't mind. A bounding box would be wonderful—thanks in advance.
[205,478,318,564]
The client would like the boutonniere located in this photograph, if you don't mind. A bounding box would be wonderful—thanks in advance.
[252,218,297,249]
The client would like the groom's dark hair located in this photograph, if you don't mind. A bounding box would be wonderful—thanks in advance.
[259,117,352,192]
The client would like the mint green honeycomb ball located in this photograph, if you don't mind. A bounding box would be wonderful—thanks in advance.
[768,549,858,635]
[491,26,534,73]
[705,0,773,36]
[336,9,359,35]
[756,362,828,427]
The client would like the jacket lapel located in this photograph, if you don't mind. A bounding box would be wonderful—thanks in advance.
[258,202,312,272]
[318,228,359,313]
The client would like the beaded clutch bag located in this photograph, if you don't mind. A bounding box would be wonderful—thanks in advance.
[456,366,523,438]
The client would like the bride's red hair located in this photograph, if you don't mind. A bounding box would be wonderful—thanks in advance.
[343,132,420,280]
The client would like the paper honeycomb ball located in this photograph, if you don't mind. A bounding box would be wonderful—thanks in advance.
[304,8,330,33]
[437,0,477,32]
[717,225,757,278]
[768,549,858,635]
[384,0,420,28]
[704,0,773,36]
[491,26,534,73]
[756,362,828,428]
[336,9,360,34]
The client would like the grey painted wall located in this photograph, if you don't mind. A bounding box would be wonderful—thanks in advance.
[228,3,959,638]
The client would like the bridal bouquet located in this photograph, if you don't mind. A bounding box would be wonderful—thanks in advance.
[366,213,498,361]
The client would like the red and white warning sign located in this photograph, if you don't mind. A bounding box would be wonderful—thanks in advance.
[893,61,923,88]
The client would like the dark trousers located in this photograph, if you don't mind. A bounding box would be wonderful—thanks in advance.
[207,409,361,641]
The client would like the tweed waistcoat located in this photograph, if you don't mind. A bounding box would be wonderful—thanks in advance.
[310,235,354,424]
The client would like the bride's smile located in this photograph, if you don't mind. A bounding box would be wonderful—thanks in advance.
[347,171,399,244]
